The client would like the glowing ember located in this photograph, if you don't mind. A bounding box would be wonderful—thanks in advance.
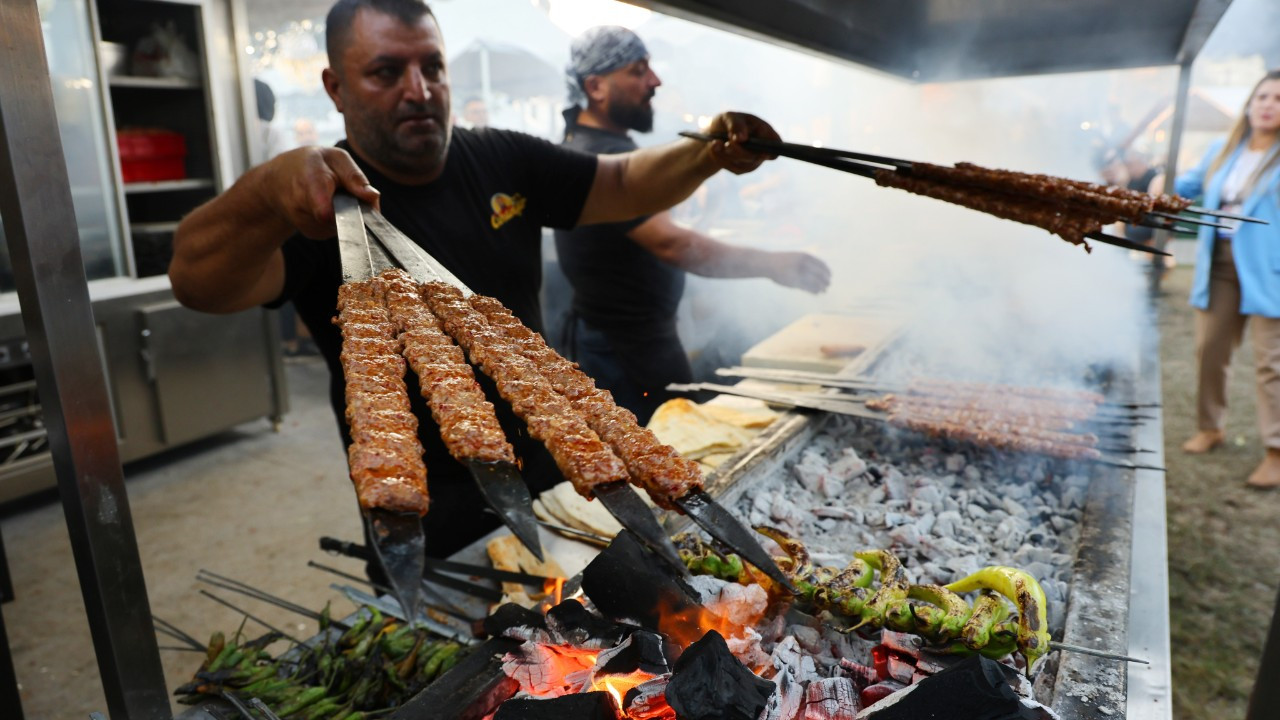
[590,670,658,715]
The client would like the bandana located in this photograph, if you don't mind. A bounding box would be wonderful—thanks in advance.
[566,26,649,106]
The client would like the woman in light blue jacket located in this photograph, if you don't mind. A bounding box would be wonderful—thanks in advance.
[1176,70,1280,488]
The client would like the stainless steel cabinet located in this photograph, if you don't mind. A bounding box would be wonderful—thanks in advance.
[0,280,286,503]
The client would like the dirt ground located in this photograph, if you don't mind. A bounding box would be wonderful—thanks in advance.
[1159,266,1280,719]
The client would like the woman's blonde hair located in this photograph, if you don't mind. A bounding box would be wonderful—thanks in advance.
[1206,69,1280,200]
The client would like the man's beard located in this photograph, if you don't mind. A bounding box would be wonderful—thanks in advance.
[351,100,451,179]
[609,98,654,133]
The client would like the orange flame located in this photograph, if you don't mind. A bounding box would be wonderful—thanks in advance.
[654,598,747,650]
[541,576,566,605]
[590,670,656,717]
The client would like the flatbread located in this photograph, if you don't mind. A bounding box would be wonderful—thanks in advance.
[486,533,565,600]
[700,402,780,430]
[647,398,756,459]
[550,481,625,538]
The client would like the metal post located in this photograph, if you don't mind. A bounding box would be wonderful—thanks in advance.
[1152,60,1194,294]
[0,528,22,719]
[0,0,170,717]
[1247,583,1280,720]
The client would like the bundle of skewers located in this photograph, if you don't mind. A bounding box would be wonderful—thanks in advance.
[670,368,1161,471]
[681,131,1267,254]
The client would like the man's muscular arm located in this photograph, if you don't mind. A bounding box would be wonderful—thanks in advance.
[169,147,381,313]
[576,112,777,226]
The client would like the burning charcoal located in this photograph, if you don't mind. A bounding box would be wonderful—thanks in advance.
[803,677,859,719]
[883,469,909,500]
[859,680,907,707]
[839,658,879,688]
[546,599,638,648]
[829,448,868,482]
[856,656,1042,720]
[486,603,549,637]
[582,530,700,632]
[493,691,617,720]
[665,630,774,720]
[884,656,915,685]
[624,676,675,719]
[502,643,599,697]
[759,668,805,720]
[595,630,670,676]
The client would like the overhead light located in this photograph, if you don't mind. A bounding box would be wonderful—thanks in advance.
[542,0,652,37]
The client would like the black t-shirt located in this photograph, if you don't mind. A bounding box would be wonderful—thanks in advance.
[554,117,686,328]
[272,128,596,529]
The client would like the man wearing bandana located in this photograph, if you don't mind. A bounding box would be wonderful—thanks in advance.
[556,27,832,424]
[170,1,792,557]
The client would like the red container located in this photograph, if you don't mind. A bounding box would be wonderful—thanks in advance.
[117,129,187,183]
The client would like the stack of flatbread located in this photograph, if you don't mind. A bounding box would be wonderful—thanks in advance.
[531,397,780,541]
[647,397,779,473]
[532,479,653,540]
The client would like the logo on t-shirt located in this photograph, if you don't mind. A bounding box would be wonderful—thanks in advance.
[490,192,527,229]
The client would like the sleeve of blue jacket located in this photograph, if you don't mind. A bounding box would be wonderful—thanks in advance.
[1175,139,1226,202]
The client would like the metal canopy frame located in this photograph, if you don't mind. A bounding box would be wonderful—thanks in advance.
[0,0,170,716]
[635,0,1235,82]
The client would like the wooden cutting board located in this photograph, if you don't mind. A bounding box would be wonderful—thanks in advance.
[741,313,902,373]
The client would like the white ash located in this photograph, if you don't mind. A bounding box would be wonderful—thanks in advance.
[736,415,1088,636]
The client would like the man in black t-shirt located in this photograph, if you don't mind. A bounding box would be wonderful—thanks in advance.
[555,27,831,423]
[169,0,782,557]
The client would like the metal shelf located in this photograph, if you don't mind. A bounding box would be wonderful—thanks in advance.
[122,178,213,194]
[108,75,200,90]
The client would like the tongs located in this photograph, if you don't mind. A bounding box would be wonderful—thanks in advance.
[681,131,1267,255]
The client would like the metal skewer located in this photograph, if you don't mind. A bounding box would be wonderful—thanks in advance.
[197,590,306,645]
[307,558,479,624]
[1051,640,1149,664]
[195,569,349,630]
[1145,210,1230,229]
[1188,205,1268,224]
[536,518,612,546]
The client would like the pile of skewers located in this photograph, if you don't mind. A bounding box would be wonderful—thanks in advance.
[173,605,467,720]
[682,131,1266,254]
[670,368,1159,470]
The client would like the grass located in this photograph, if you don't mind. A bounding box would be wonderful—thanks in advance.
[1158,265,1280,719]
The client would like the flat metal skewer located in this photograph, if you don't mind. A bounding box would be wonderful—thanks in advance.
[1188,205,1268,224]
[1051,640,1149,664]
[593,481,691,578]
[1084,231,1172,256]
[1145,210,1230,229]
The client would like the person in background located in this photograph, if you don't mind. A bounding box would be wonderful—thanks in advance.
[1177,70,1280,489]
[554,26,832,424]
[293,117,320,147]
[460,96,489,129]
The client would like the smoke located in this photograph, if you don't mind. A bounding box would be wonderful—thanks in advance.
[633,14,1162,391]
